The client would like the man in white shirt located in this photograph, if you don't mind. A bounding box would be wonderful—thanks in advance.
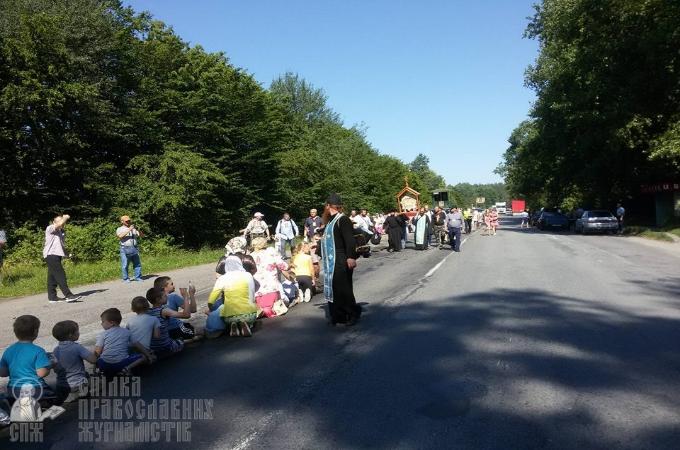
[356,209,374,234]
[44,215,81,303]
[275,212,299,259]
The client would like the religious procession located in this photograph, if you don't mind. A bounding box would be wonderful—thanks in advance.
[0,178,511,422]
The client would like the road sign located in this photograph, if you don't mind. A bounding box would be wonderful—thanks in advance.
[476,197,485,204]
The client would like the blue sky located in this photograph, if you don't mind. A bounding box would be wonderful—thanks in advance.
[125,0,539,185]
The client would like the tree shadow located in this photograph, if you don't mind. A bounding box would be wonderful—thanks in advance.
[8,288,680,449]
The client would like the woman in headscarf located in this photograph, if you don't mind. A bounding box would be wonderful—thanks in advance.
[319,193,361,326]
[215,236,248,277]
[250,236,288,317]
[206,254,257,337]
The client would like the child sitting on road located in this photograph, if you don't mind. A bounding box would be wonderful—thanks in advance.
[0,315,55,404]
[280,269,299,306]
[52,320,97,403]
[146,287,185,358]
[95,308,153,377]
[310,231,322,285]
[291,242,315,302]
[154,276,197,340]
[125,296,161,351]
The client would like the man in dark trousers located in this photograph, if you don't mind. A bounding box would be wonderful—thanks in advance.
[432,206,447,248]
[43,214,81,303]
[446,208,464,252]
[319,193,361,326]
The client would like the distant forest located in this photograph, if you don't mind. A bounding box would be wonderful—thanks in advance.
[0,0,504,250]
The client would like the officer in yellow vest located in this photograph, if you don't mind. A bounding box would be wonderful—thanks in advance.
[463,208,472,234]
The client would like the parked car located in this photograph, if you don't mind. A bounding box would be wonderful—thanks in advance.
[537,211,569,230]
[575,210,618,234]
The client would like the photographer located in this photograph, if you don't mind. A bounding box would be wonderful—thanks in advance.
[116,215,144,282]
[44,215,81,303]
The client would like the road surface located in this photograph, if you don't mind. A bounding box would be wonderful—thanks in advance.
[3,217,680,449]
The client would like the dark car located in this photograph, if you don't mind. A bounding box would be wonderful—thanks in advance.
[575,210,618,234]
[537,211,569,230]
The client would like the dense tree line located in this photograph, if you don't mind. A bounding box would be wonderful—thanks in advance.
[0,0,436,250]
[447,183,507,209]
[498,0,680,214]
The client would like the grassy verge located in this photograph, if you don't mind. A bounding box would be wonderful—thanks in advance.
[0,248,223,298]
[622,226,675,242]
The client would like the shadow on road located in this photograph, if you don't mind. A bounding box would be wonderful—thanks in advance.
[176,288,680,449]
[11,287,680,449]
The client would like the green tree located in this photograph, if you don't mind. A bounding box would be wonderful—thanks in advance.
[500,0,680,211]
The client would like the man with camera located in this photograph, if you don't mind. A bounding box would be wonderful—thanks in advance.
[44,215,81,302]
[116,215,144,282]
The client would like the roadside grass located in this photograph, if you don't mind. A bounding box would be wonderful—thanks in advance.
[623,226,675,242]
[668,227,680,238]
[0,248,223,298]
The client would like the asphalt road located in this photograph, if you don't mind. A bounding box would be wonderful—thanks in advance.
[4,217,680,449]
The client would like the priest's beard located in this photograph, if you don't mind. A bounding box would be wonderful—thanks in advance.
[322,205,343,224]
[322,205,331,225]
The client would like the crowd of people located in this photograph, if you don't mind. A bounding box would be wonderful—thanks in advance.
[0,193,367,420]
[0,194,507,421]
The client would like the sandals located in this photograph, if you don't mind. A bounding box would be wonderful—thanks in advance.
[239,322,252,337]
[229,322,240,337]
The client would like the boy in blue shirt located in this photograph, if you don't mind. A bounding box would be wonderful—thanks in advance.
[153,276,197,340]
[95,308,152,377]
[52,320,97,403]
[0,315,55,404]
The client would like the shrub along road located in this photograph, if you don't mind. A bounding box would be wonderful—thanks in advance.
[2,217,680,449]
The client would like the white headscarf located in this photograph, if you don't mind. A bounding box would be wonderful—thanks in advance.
[224,255,245,272]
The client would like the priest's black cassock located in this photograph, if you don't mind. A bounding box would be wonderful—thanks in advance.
[383,214,403,252]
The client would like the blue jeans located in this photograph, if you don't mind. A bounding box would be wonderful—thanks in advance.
[279,237,296,258]
[448,227,462,251]
[120,249,142,280]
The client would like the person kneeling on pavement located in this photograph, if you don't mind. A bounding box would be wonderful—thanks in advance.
[205,254,257,338]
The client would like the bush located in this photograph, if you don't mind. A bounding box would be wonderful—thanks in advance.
[5,223,44,266]
[4,220,179,265]
[66,219,121,262]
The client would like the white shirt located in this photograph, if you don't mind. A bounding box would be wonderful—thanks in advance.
[43,225,66,258]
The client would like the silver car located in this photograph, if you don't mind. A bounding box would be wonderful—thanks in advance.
[575,210,618,234]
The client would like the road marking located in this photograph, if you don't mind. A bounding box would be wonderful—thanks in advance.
[424,236,468,278]
[226,234,472,449]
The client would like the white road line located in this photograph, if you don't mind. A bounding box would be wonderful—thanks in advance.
[424,236,468,278]
[227,234,472,449]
